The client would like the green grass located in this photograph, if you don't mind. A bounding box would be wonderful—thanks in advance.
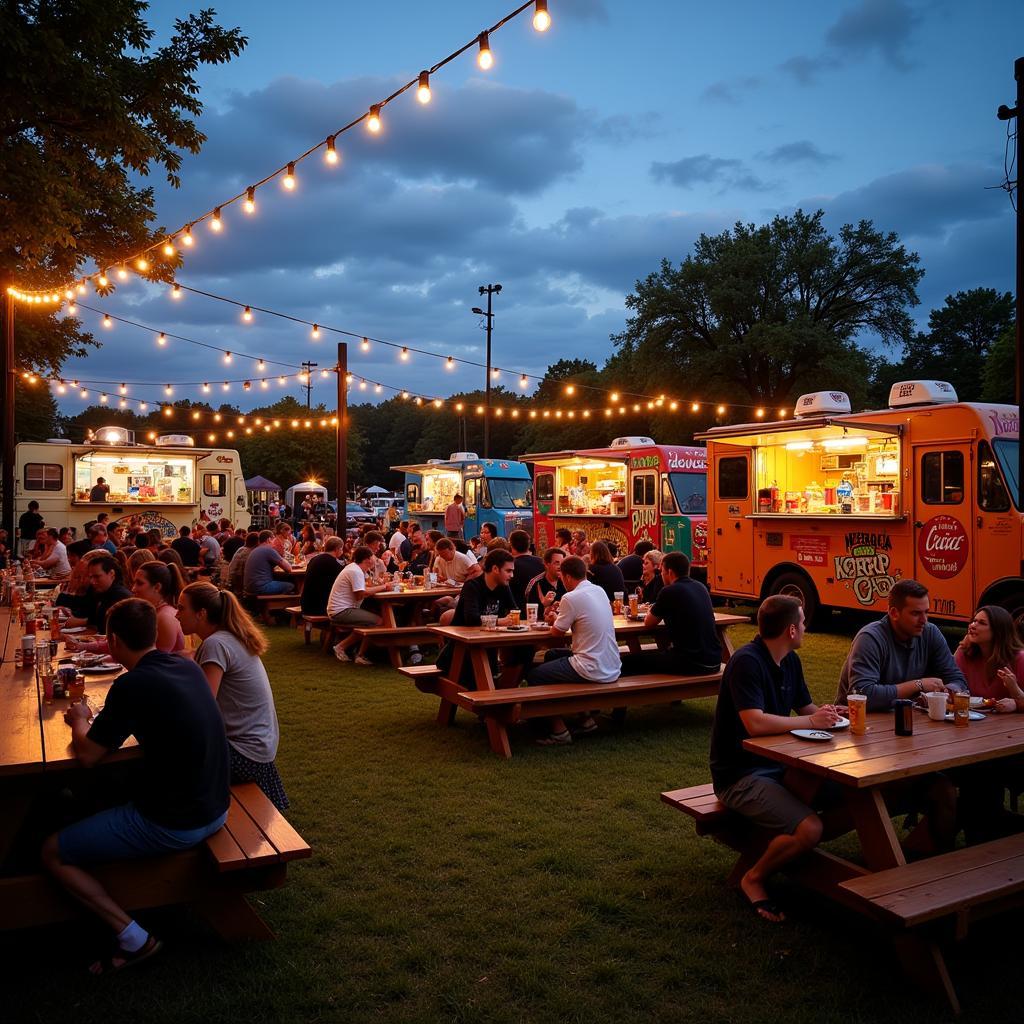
[2,616,1014,1023]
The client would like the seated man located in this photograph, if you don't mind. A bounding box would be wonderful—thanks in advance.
[62,554,132,632]
[301,536,345,616]
[243,530,294,596]
[432,537,482,624]
[509,529,544,608]
[619,552,721,676]
[523,547,567,610]
[329,545,389,665]
[170,525,200,567]
[835,578,965,854]
[31,528,71,577]
[228,532,259,596]
[41,599,230,973]
[710,596,842,923]
[526,555,621,744]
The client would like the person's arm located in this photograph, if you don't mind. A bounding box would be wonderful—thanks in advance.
[739,704,837,734]
[846,630,932,710]
[155,611,178,654]
[65,702,111,768]
[642,609,662,628]
[272,551,292,573]
[201,661,224,698]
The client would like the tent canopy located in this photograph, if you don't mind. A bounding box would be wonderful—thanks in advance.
[245,475,282,492]
[363,484,390,494]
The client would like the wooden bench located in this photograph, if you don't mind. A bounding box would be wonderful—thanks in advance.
[255,594,295,626]
[397,664,444,690]
[0,783,310,942]
[350,625,439,667]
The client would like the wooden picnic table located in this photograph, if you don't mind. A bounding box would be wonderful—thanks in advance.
[364,585,462,668]
[743,709,1024,1011]
[425,611,747,756]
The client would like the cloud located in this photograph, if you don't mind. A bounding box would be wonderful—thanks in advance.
[650,155,771,193]
[825,0,922,70]
[778,55,834,86]
[701,76,762,104]
[555,0,610,22]
[761,141,838,165]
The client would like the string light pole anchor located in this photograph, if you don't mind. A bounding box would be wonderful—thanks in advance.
[473,283,501,458]
[301,360,318,410]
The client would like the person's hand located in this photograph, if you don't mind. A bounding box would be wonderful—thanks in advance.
[541,591,556,607]
[63,637,84,652]
[918,677,944,692]
[64,701,92,725]
[994,697,1018,714]
[820,703,848,717]
[996,667,1021,695]
[809,707,840,729]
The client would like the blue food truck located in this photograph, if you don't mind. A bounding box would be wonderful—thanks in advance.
[391,451,534,539]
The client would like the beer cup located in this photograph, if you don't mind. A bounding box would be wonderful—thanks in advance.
[848,693,867,735]
[613,591,624,615]
[526,604,539,624]
[508,609,521,627]
[953,691,970,728]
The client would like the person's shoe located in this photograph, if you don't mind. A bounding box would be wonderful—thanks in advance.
[333,642,352,662]
[410,651,424,665]
[354,655,374,667]
[535,729,572,746]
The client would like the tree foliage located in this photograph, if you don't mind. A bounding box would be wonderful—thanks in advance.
[612,210,923,408]
[2,0,246,371]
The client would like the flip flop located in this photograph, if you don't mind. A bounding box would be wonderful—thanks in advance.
[741,892,785,923]
[88,934,162,975]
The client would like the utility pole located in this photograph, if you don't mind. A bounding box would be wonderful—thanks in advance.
[301,360,318,410]
[335,343,347,528]
[1,290,14,540]
[472,283,501,458]
[997,57,1022,510]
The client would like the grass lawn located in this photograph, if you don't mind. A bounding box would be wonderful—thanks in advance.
[3,614,1015,1024]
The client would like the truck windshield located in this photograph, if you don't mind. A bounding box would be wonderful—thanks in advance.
[668,472,707,514]
[994,439,1021,510]
[485,478,533,509]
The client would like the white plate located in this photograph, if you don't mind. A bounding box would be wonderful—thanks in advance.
[943,710,986,722]
[829,716,850,729]
[791,729,834,741]
[61,626,87,634]
[529,622,550,630]
[969,697,986,708]
[79,663,121,674]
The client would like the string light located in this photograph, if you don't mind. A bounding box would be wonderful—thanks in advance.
[400,347,409,361]
[157,332,167,345]
[102,314,112,328]
[446,356,454,369]
[609,392,619,402]
[324,136,339,164]
[224,351,233,364]
[202,382,210,393]
[119,383,127,394]
[311,324,320,339]
[477,32,493,69]
[257,359,265,371]
[361,337,370,352]
[520,374,529,388]
[533,0,551,31]
[164,384,173,396]
[172,283,182,299]
[162,240,175,257]
[417,71,432,104]
[283,162,296,190]
[97,273,109,288]
[136,257,149,272]
[260,379,269,389]
[242,306,252,322]
[565,384,575,395]
[117,265,128,281]
[244,187,256,214]
[67,302,77,315]
[182,225,194,247]
[717,405,726,415]
[99,393,108,404]
[367,104,382,133]
[210,207,223,232]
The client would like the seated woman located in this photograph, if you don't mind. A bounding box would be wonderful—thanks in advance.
[639,549,664,603]
[53,549,108,619]
[955,605,1024,712]
[587,541,625,603]
[176,581,289,810]
[298,523,319,557]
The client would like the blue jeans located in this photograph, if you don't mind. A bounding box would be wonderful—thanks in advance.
[58,803,228,866]
[256,580,294,595]
[526,648,589,685]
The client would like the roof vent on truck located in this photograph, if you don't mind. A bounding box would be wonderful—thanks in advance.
[154,434,195,447]
[887,380,958,409]
[448,452,479,461]
[793,392,852,418]
[610,436,655,447]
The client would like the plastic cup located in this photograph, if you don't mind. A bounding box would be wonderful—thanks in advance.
[953,691,970,728]
[613,591,624,615]
[481,614,498,631]
[508,609,521,627]
[925,691,948,721]
[848,693,867,735]
[526,604,539,624]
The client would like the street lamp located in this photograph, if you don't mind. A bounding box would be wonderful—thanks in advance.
[472,283,501,457]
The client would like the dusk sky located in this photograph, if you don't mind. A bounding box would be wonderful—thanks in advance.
[57,0,1019,413]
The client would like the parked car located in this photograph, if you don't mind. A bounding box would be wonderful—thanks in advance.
[327,500,377,529]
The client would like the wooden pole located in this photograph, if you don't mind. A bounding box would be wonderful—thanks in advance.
[1,290,14,540]
[336,342,347,531]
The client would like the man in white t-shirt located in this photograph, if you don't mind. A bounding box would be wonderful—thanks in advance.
[432,537,484,625]
[328,546,388,665]
[527,555,621,745]
[388,521,409,555]
[32,529,71,577]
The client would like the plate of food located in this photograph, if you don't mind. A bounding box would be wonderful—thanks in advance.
[503,625,528,632]
[79,662,122,674]
[969,696,995,709]
[790,729,834,742]
[529,622,550,631]
[60,626,87,634]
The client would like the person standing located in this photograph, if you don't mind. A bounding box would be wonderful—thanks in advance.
[89,476,111,502]
[17,500,44,555]
[444,494,467,539]
[170,526,201,568]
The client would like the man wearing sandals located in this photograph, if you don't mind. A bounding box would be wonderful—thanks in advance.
[709,595,843,923]
[41,598,230,973]
[526,556,621,745]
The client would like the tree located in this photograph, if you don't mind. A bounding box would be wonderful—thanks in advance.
[612,210,923,409]
[982,325,1016,403]
[2,1,247,373]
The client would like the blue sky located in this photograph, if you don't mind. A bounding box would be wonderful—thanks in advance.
[58,0,1020,412]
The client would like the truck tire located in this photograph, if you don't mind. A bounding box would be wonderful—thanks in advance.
[768,571,822,630]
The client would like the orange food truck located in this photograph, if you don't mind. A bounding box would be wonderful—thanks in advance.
[520,437,708,572]
[697,381,1022,626]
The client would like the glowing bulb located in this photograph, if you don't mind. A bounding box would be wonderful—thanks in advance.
[477,32,493,69]
[260,379,268,389]
[609,391,619,402]
[164,384,173,395]
[417,71,431,104]
[67,302,77,315]
[224,351,233,363]
[157,332,166,346]
[119,398,127,408]
[209,434,216,443]
[163,240,175,257]
[491,368,500,380]
[244,187,256,214]
[320,369,329,379]
[172,283,182,299]
[283,162,296,190]
[77,283,86,295]
[756,408,765,418]
[214,413,222,422]
[182,225,194,247]
[119,383,127,394]
[98,273,109,288]
[433,399,442,409]
[242,307,252,322]
[361,337,370,352]
[691,402,699,412]
[136,257,149,272]
[565,384,575,395]
[324,136,339,164]
[367,104,382,133]
[117,265,128,280]
[374,384,382,394]
[102,314,112,328]
[533,0,551,31]
[222,382,230,391]
[80,389,88,399]
[359,379,367,390]
[717,404,726,415]
[401,390,409,400]
[210,207,223,232]
[202,382,210,393]
[56,383,66,394]
[520,374,528,388]
[99,393,108,404]
[311,324,320,339]
[140,402,147,411]
[446,356,454,369]
[400,347,409,361]
[278,375,286,385]
[257,360,265,371]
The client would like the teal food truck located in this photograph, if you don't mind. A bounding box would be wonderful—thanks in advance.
[392,451,533,539]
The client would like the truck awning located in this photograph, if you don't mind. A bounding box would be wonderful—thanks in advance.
[695,418,901,447]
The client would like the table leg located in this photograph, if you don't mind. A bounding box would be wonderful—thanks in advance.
[437,644,464,726]
[470,648,511,759]
[717,626,735,663]
[380,604,403,669]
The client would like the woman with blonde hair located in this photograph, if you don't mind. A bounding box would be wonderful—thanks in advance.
[176,582,288,809]
[128,547,156,574]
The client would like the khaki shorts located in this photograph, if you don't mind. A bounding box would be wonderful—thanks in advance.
[716,771,815,836]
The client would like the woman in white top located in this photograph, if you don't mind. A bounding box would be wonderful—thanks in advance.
[176,581,288,810]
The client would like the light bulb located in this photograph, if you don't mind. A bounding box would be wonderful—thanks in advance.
[99,393,108,404]
[565,384,575,395]
[140,402,148,411]
[401,390,409,400]
[324,136,339,164]
[224,351,233,363]
[533,0,551,31]
[691,402,699,412]
[345,373,353,385]
[477,32,493,69]
[222,382,230,391]
[367,104,381,133]
[77,283,86,295]
[446,356,454,369]
[359,379,367,390]
[400,347,409,361]
[163,240,175,257]
[136,257,149,272]
[283,162,296,190]
[67,302,77,315]
[117,265,128,280]
[244,186,256,214]
[80,389,88,399]
[242,306,252,322]
[260,379,268,389]
[320,369,329,378]
[119,398,127,408]
[520,374,528,388]
[374,384,382,394]
[278,375,286,385]
[103,314,112,328]
[717,404,726,415]
[491,368,499,379]
[119,383,127,394]
[417,71,431,104]
[202,382,210,392]
[164,384,173,395]
[361,337,370,352]
[56,383,66,394]
[182,225,194,247]
[172,283,182,299]
[257,359,265,371]
[311,324,320,339]
[609,391,619,402]
[756,408,765,418]
[157,332,166,345]
[210,207,223,232]
[98,273,109,288]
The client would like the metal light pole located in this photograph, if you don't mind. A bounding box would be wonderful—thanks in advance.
[472,283,501,458]
[997,57,1022,510]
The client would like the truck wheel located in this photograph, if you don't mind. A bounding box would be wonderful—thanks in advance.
[768,572,821,630]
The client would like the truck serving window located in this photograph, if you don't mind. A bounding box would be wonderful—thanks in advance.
[536,472,554,503]
[921,450,964,505]
[73,453,194,504]
[718,456,748,499]
[993,439,1020,511]
[667,471,706,514]
[977,441,1010,513]
[24,463,63,491]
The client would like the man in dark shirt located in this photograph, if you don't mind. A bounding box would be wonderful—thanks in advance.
[42,598,230,972]
[509,529,543,608]
[63,554,132,632]
[18,500,45,554]
[221,527,246,562]
[524,547,567,609]
[301,536,345,616]
[620,552,721,676]
[616,539,654,592]
[171,525,201,567]
[709,596,841,923]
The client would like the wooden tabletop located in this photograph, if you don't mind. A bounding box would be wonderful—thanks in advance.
[374,585,461,603]
[744,709,1024,788]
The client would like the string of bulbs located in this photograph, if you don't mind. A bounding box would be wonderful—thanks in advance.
[7,0,552,301]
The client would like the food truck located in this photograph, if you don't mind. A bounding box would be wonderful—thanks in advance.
[520,437,708,570]
[697,381,1023,625]
[392,451,533,539]
[15,427,249,537]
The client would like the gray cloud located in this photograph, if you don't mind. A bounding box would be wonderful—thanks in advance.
[761,141,838,165]
[701,76,763,104]
[650,155,772,193]
[777,55,834,86]
[555,0,610,22]
[825,0,922,70]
